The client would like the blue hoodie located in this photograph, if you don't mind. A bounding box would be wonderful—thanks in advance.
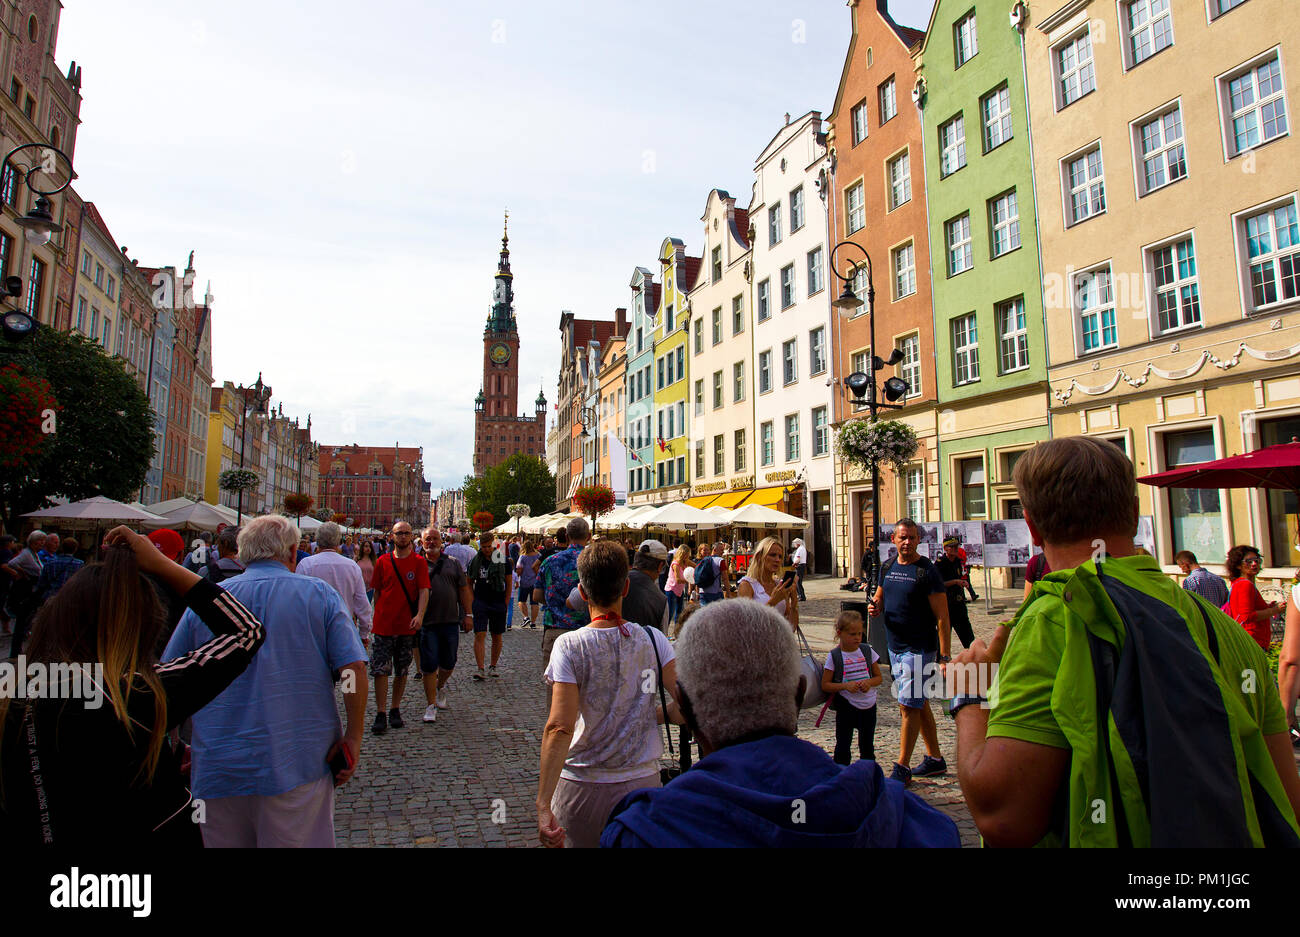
[600,734,960,848]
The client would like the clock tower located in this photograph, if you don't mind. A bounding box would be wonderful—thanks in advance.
[473,213,548,476]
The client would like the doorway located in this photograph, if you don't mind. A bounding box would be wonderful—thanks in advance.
[813,489,832,575]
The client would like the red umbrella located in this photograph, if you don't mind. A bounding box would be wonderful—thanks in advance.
[1138,440,1300,492]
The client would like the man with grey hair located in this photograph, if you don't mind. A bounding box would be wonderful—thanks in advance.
[534,517,590,666]
[199,528,245,584]
[164,514,369,847]
[298,521,372,647]
[3,530,46,657]
[600,600,960,848]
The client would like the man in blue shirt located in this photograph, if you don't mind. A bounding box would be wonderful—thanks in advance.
[869,518,950,787]
[37,532,60,565]
[35,537,83,604]
[533,518,590,667]
[1176,550,1229,608]
[164,515,368,847]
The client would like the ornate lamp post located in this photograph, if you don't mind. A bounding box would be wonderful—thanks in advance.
[830,241,911,591]
[235,373,272,524]
[1,144,74,342]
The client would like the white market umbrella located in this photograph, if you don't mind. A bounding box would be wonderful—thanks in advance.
[726,503,808,530]
[630,502,722,532]
[603,504,655,529]
[295,516,324,532]
[142,500,239,533]
[146,498,240,525]
[539,512,585,534]
[705,506,736,521]
[23,496,167,525]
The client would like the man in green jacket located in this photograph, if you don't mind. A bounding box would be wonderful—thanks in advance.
[951,435,1300,847]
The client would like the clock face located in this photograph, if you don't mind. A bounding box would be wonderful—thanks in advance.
[490,343,511,364]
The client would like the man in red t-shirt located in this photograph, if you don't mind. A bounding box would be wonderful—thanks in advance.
[369,521,430,734]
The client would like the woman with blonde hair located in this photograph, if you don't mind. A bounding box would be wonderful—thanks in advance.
[664,545,692,625]
[737,537,799,631]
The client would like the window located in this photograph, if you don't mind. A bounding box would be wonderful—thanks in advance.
[710,435,723,476]
[1223,54,1288,156]
[711,246,722,283]
[879,76,897,124]
[25,257,44,318]
[694,318,703,355]
[759,350,773,393]
[712,307,722,345]
[809,327,827,375]
[106,276,116,301]
[1055,29,1097,107]
[635,326,643,354]
[812,407,829,457]
[676,346,684,381]
[851,100,869,145]
[905,467,926,521]
[713,370,723,410]
[734,429,747,472]
[1124,0,1173,67]
[695,379,704,415]
[785,414,800,461]
[761,422,775,466]
[939,114,966,176]
[7,78,17,103]
[90,306,99,338]
[1242,200,1299,310]
[1211,0,1249,17]
[1076,266,1118,352]
[782,339,798,385]
[997,297,1029,373]
[893,242,916,299]
[80,251,92,276]
[665,303,675,333]
[989,190,1021,257]
[1066,146,1106,225]
[780,264,796,308]
[981,85,1012,151]
[954,11,978,67]
[1151,237,1201,332]
[807,247,824,295]
[676,455,685,485]
[846,182,865,234]
[1164,429,1224,560]
[887,151,911,210]
[758,279,771,321]
[953,313,980,385]
[733,361,745,402]
[1137,105,1186,195]
[790,186,805,232]
[116,318,126,356]
[959,458,987,519]
[946,214,973,276]
[94,264,104,288]
[0,162,15,208]
[23,95,33,120]
[732,295,744,334]
[887,336,916,400]
[657,357,664,389]
[769,204,782,246]
[75,296,86,331]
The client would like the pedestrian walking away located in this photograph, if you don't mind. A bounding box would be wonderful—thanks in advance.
[367,522,430,734]
[418,528,474,722]
[791,538,808,602]
[297,522,373,650]
[935,537,976,650]
[534,519,590,669]
[467,531,513,681]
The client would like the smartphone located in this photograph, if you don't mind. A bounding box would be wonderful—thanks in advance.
[781,570,797,587]
[328,742,355,783]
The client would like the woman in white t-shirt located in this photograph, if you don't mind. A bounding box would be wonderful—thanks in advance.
[538,541,684,848]
[737,537,799,631]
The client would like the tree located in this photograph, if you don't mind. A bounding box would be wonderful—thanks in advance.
[464,454,554,531]
[0,328,153,533]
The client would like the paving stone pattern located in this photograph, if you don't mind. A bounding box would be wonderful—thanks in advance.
[334,579,1021,848]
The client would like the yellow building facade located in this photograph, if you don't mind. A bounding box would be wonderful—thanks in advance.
[650,237,699,503]
[1028,0,1300,582]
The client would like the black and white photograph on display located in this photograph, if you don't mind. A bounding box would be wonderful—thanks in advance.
[984,522,1008,545]
[963,542,985,565]
[1136,516,1155,553]
[918,523,941,558]
[1004,519,1033,569]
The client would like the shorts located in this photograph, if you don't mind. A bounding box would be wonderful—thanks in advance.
[518,584,535,604]
[889,649,940,709]
[551,773,660,848]
[419,622,461,673]
[369,633,416,678]
[473,599,507,635]
[542,625,576,665]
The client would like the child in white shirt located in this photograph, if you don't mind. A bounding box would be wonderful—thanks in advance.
[821,610,882,766]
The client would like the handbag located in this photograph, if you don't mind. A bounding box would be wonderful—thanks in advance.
[796,628,829,711]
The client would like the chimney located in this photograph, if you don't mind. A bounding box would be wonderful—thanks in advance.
[614,307,629,336]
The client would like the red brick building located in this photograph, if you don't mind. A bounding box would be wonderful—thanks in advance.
[318,444,426,531]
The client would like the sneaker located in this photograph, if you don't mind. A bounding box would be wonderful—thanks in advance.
[372,712,387,735]
[911,755,947,778]
[472,669,486,681]
[436,688,450,710]
[489,665,500,678]
[889,762,912,785]
[422,705,437,723]
[388,708,404,729]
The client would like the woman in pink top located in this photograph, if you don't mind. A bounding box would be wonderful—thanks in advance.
[356,540,377,603]
[664,545,691,626]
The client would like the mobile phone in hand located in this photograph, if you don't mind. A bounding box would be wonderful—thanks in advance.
[328,742,355,783]
[781,570,797,587]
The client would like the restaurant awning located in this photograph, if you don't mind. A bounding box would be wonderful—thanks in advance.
[710,489,754,509]
[740,486,788,508]
[684,493,722,509]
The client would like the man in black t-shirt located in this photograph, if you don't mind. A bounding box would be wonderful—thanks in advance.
[419,528,474,722]
[935,538,975,650]
[868,519,950,786]
[466,533,512,680]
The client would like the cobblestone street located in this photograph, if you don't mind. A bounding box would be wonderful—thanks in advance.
[334,577,1021,847]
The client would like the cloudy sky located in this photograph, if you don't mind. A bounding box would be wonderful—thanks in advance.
[58,0,936,492]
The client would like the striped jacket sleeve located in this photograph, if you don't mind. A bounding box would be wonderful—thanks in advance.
[155,578,266,728]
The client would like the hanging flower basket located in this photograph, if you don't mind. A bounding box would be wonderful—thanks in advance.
[0,365,58,471]
[285,493,314,517]
[835,418,919,475]
[219,468,260,493]
[573,484,615,519]
[507,504,531,520]
[472,510,496,532]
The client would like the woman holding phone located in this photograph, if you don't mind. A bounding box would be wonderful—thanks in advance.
[0,526,265,847]
[737,537,799,632]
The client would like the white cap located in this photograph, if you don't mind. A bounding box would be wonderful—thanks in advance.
[637,539,669,561]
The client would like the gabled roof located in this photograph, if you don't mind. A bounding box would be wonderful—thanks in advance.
[830,1,927,125]
[81,201,121,253]
[753,110,823,170]
[320,445,423,476]
[731,207,751,249]
[681,255,703,294]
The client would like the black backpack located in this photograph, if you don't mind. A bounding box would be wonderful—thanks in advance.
[696,556,718,589]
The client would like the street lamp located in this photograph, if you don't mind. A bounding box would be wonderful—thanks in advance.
[830,240,911,593]
[0,144,73,342]
[578,406,597,491]
[236,373,272,525]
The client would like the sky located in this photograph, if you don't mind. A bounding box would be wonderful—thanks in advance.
[57,0,937,493]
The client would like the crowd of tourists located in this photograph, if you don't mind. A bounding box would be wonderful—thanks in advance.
[3,434,1300,848]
